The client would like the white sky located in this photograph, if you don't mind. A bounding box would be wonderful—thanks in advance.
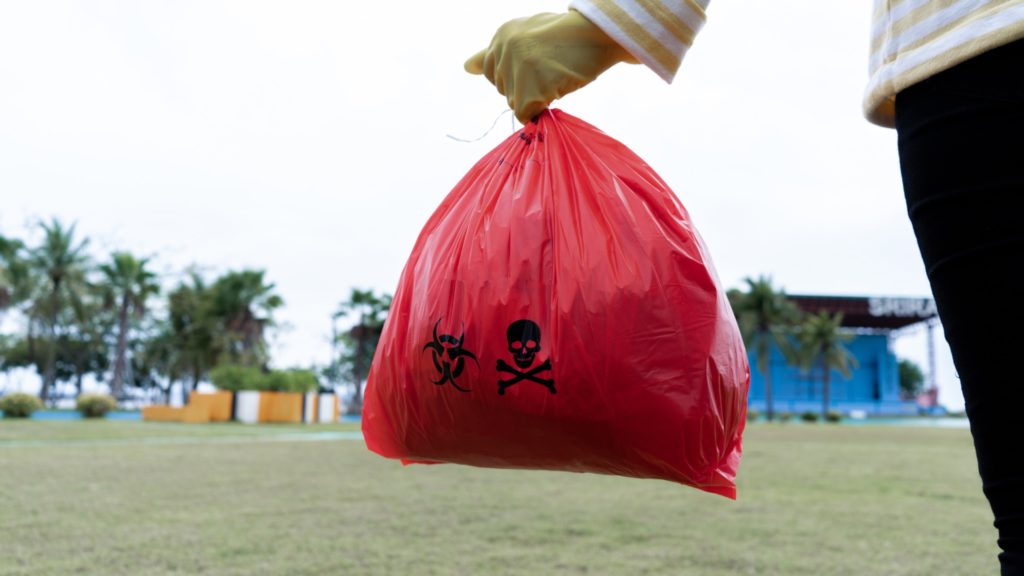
[0,1,963,409]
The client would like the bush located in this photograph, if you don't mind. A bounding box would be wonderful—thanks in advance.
[259,369,320,393]
[746,409,760,422]
[260,370,290,392]
[211,365,321,393]
[800,411,819,423]
[0,393,43,418]
[76,394,117,418]
[825,410,843,423]
[283,370,319,393]
[776,412,793,423]
[210,364,265,392]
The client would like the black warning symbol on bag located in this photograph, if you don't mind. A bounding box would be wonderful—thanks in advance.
[423,319,478,392]
[497,319,555,395]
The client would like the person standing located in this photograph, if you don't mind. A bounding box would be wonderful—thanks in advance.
[465,3,1024,574]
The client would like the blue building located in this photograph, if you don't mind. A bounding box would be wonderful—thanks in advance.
[746,295,938,416]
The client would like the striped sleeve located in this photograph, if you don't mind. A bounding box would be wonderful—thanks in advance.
[864,0,1024,126]
[570,0,709,82]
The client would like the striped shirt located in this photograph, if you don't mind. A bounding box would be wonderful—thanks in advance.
[570,0,1024,127]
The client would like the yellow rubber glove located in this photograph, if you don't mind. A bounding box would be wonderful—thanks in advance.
[465,11,636,124]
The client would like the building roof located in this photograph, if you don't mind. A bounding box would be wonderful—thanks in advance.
[787,294,937,330]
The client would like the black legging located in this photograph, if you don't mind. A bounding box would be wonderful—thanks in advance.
[896,39,1024,575]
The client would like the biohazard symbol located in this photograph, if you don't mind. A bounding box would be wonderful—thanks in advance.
[423,319,478,392]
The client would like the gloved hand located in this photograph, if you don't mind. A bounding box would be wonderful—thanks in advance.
[465,11,636,124]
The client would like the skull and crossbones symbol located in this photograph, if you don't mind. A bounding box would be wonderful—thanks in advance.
[496,319,555,395]
[422,319,478,392]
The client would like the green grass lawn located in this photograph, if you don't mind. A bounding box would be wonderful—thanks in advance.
[0,420,997,575]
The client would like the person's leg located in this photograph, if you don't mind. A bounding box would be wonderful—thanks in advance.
[896,39,1024,575]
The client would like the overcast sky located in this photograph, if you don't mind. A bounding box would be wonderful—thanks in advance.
[0,1,963,409]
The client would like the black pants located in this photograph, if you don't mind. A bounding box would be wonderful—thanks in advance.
[896,39,1024,575]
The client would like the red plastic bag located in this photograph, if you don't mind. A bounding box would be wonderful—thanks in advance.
[362,110,749,498]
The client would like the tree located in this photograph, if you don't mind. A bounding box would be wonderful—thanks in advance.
[98,252,160,399]
[333,288,391,413]
[55,290,113,397]
[208,270,283,367]
[139,325,184,404]
[0,234,31,318]
[898,358,925,399]
[796,312,858,419]
[727,276,802,421]
[28,219,90,403]
[1,233,44,380]
[0,332,107,395]
[163,272,219,404]
[149,269,282,404]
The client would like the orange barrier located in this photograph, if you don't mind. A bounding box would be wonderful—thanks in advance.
[143,391,332,424]
[142,405,185,422]
[260,392,304,424]
[141,403,210,423]
[142,393,226,424]
[180,404,211,424]
[188,391,233,422]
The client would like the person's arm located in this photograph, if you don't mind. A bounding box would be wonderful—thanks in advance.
[570,0,708,83]
[465,1,709,123]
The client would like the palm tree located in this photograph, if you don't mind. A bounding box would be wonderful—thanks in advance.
[165,273,219,404]
[99,252,160,399]
[728,276,802,421]
[796,312,857,419]
[2,235,44,382]
[208,270,283,367]
[59,285,114,397]
[0,234,31,320]
[333,288,392,413]
[141,326,184,403]
[28,219,90,403]
[0,235,20,312]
